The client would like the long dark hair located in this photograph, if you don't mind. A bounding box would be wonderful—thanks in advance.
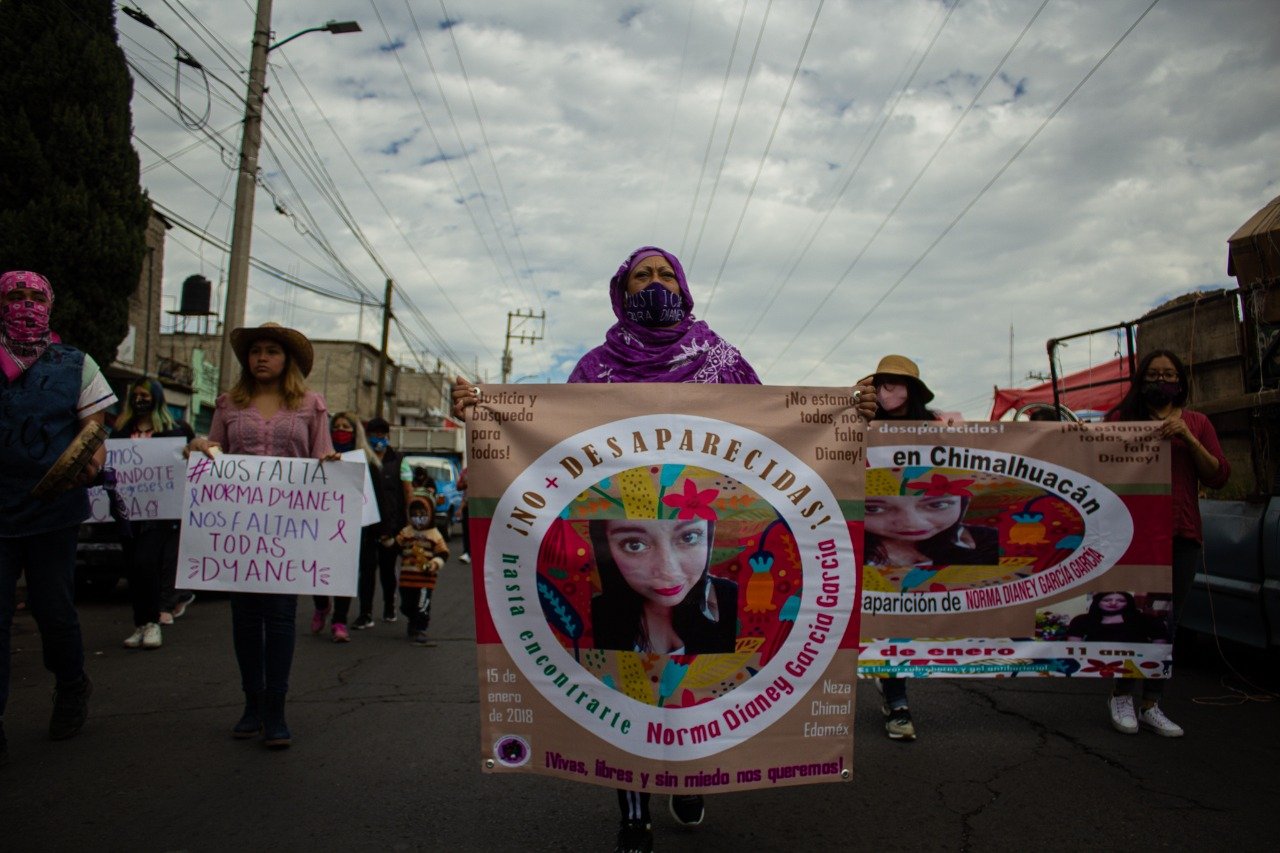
[589,519,716,652]
[865,495,979,566]
[1109,349,1188,419]
[873,376,938,421]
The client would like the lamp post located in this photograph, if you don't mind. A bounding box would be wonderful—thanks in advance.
[216,1,361,391]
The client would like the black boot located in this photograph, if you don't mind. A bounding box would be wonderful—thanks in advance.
[232,691,263,739]
[262,691,291,749]
[49,673,93,741]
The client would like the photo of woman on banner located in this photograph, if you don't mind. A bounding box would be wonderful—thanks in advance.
[588,518,736,655]
[865,489,999,571]
[1065,591,1171,644]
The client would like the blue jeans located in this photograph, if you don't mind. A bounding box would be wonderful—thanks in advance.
[0,525,86,716]
[230,592,297,695]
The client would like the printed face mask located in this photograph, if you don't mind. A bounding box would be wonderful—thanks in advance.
[878,383,909,413]
[624,283,685,327]
[410,515,429,528]
[2,293,51,343]
[368,436,389,452]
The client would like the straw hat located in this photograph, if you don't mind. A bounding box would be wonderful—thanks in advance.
[861,354,934,404]
[230,322,315,377]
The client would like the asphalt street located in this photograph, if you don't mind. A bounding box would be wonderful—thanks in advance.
[2,552,1277,852]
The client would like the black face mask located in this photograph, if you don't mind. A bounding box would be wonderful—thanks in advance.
[132,397,155,415]
[1141,381,1180,408]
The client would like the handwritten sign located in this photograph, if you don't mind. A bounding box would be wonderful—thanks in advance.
[86,438,186,523]
[340,449,382,528]
[177,454,364,595]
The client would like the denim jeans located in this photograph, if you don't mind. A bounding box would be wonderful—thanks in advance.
[0,525,86,716]
[230,592,297,695]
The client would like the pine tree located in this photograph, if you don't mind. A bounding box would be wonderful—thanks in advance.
[0,0,150,368]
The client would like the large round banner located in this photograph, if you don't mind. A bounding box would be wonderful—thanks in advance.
[484,415,856,760]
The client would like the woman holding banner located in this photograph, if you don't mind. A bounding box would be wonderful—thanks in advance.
[113,378,194,651]
[454,246,876,853]
[862,354,948,743]
[188,323,336,749]
[1103,350,1228,738]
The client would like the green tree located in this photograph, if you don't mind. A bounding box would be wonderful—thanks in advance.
[0,0,149,368]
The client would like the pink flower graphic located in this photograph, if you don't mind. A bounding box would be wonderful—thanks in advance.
[905,473,974,497]
[661,478,720,520]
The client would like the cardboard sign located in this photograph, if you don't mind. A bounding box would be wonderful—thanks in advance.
[340,449,382,528]
[469,384,863,793]
[86,437,186,522]
[177,454,364,596]
[859,421,1173,679]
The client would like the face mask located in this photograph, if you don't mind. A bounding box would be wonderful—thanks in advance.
[132,397,154,414]
[331,429,355,450]
[624,283,685,327]
[368,436,389,452]
[1141,381,1180,408]
[410,515,429,528]
[2,294,51,343]
[878,383,909,413]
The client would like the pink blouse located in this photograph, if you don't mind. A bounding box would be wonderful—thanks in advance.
[208,390,334,459]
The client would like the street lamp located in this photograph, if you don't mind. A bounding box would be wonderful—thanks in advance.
[216,3,361,392]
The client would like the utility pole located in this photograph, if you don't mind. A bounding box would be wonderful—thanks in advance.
[375,278,393,418]
[216,0,273,393]
[213,9,361,392]
[501,309,546,383]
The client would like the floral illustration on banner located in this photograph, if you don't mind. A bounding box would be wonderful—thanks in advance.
[535,465,805,707]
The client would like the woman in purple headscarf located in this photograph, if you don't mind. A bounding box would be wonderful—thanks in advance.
[453,247,875,852]
[567,246,760,385]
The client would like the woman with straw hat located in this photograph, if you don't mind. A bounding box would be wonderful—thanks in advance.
[188,322,337,749]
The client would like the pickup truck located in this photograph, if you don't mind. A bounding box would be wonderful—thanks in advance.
[1185,497,1280,649]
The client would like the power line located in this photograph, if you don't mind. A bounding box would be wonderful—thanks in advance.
[796,0,1163,382]
[701,0,825,319]
[684,0,775,274]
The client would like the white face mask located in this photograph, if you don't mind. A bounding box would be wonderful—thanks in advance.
[411,515,429,528]
[878,382,909,413]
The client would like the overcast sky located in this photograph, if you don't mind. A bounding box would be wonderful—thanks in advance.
[120,0,1280,417]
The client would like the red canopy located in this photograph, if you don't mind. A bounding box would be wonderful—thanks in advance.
[990,357,1129,420]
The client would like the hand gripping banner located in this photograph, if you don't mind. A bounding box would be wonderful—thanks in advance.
[467,385,863,793]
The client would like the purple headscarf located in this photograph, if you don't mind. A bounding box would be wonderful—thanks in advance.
[567,246,760,385]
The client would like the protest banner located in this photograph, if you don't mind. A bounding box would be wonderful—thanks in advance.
[86,437,186,522]
[178,454,364,596]
[339,449,382,527]
[468,384,863,793]
[860,420,1172,679]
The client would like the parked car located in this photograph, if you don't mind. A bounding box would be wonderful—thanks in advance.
[400,454,463,540]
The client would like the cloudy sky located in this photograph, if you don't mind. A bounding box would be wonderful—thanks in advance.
[120,0,1280,416]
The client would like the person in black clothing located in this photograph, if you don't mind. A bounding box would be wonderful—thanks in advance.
[352,417,405,628]
[113,377,194,650]
[1066,591,1170,644]
[588,518,736,654]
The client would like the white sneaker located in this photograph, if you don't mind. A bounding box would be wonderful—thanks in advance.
[1138,703,1184,737]
[1108,694,1138,734]
[122,627,146,649]
[141,622,163,650]
[459,553,471,564]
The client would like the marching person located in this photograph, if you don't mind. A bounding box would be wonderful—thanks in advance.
[187,323,337,749]
[1102,350,1228,737]
[352,417,405,629]
[113,377,194,651]
[0,271,114,763]
[454,246,876,852]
